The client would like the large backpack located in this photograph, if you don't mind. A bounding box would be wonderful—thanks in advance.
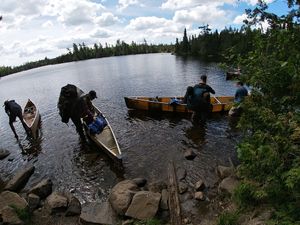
[187,85,209,111]
[57,84,79,123]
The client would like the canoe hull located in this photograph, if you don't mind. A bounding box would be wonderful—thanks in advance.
[124,96,234,114]
[23,99,40,139]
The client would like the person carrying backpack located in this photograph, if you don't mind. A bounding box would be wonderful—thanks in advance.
[186,75,215,125]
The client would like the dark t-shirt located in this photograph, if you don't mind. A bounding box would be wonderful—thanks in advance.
[235,86,248,103]
[4,100,22,122]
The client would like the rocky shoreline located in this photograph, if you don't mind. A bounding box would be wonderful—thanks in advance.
[1,148,256,225]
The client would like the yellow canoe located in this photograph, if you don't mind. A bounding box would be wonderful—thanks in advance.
[124,96,234,113]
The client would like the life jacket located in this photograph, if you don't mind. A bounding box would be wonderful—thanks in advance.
[187,85,210,111]
[57,84,79,123]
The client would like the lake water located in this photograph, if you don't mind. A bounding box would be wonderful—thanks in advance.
[0,53,239,203]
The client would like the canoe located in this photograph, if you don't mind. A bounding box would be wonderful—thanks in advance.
[124,96,234,113]
[78,88,122,160]
[23,99,40,139]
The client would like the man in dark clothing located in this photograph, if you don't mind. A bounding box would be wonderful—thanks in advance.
[70,90,97,141]
[190,75,215,124]
[4,100,28,139]
[234,81,248,103]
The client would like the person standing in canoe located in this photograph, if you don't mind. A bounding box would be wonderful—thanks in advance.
[185,75,215,124]
[3,100,29,139]
[71,90,97,141]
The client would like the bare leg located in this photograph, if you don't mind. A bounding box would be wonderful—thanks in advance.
[9,122,19,139]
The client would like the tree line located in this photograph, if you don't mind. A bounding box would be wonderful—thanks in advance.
[0,40,173,77]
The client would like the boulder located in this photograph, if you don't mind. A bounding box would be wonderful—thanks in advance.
[132,178,147,187]
[194,180,205,191]
[218,177,239,195]
[125,191,161,220]
[45,192,68,214]
[194,192,205,201]
[108,180,140,215]
[27,193,40,210]
[5,165,35,192]
[184,149,197,160]
[65,194,81,216]
[176,167,187,181]
[28,178,52,199]
[147,180,167,193]
[0,149,10,160]
[217,165,234,179]
[178,182,188,194]
[0,191,28,211]
[1,206,24,225]
[80,202,117,225]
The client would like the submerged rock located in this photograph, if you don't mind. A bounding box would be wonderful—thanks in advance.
[28,178,53,199]
[184,149,197,160]
[0,149,10,160]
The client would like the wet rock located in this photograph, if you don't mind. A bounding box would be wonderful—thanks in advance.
[0,191,28,211]
[65,194,81,216]
[177,167,187,181]
[28,178,52,199]
[132,178,147,187]
[160,189,169,210]
[27,193,40,210]
[80,202,117,225]
[45,192,68,214]
[4,165,35,192]
[218,177,239,195]
[125,191,161,220]
[108,180,140,215]
[184,149,197,160]
[1,206,24,225]
[178,182,188,194]
[194,192,205,201]
[0,149,10,160]
[194,180,205,191]
[148,180,167,193]
[217,165,234,179]
[122,219,135,225]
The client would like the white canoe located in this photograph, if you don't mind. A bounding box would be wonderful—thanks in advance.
[23,99,40,139]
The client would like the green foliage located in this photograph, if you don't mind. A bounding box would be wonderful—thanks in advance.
[10,205,32,224]
[228,1,300,224]
[217,211,239,225]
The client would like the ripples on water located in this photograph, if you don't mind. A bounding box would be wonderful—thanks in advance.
[0,53,239,202]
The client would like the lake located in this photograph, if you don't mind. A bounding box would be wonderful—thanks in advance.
[0,53,239,202]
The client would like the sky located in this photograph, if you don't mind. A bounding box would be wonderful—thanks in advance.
[0,0,289,67]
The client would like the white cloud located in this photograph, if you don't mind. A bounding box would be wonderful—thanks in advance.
[117,0,140,11]
[90,28,113,38]
[233,14,247,24]
[242,0,274,6]
[42,20,54,28]
[95,13,120,26]
[127,16,174,30]
[161,0,236,10]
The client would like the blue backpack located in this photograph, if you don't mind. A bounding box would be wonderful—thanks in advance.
[187,85,208,111]
[88,115,107,135]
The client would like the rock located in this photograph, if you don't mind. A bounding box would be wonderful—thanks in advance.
[125,191,161,220]
[194,192,205,201]
[27,193,40,210]
[184,149,197,160]
[28,178,52,199]
[0,191,28,211]
[80,202,117,225]
[122,219,135,225]
[132,178,147,187]
[45,192,68,214]
[178,182,188,194]
[217,165,234,179]
[147,180,167,193]
[65,194,81,216]
[4,165,35,192]
[160,189,169,210]
[108,180,140,215]
[194,180,205,191]
[177,167,187,181]
[1,206,24,225]
[218,177,239,195]
[0,149,10,159]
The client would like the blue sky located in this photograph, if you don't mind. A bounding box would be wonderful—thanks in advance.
[0,0,289,66]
